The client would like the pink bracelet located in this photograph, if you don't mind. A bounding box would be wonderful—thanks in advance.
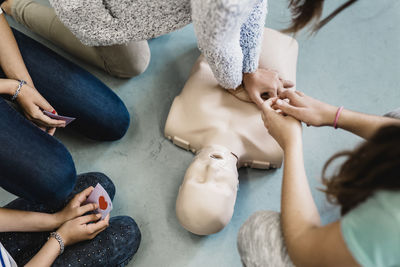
[333,106,344,129]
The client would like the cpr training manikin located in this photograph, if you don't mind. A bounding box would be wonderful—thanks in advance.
[164,28,298,235]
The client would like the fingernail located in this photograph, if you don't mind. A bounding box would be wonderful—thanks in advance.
[277,99,283,105]
[52,109,56,114]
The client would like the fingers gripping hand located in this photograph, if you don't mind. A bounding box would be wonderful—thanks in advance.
[57,214,110,246]
[275,90,337,127]
[56,187,97,225]
[243,68,294,108]
[261,98,302,150]
[56,187,111,247]
[84,214,110,239]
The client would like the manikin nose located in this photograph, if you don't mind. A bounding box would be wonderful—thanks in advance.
[206,159,222,177]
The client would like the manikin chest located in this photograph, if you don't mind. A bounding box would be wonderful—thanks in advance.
[164,56,283,169]
[165,28,298,170]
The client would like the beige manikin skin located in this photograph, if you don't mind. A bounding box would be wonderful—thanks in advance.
[165,28,298,235]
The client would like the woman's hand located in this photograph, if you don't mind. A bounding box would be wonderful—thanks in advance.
[243,68,294,108]
[57,214,110,246]
[0,14,63,134]
[54,187,97,227]
[273,90,338,127]
[14,80,65,135]
[261,98,302,150]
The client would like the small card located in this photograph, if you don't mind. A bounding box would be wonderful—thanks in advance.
[85,183,113,220]
[43,110,76,126]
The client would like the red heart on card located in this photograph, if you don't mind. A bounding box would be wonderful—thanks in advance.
[98,196,108,210]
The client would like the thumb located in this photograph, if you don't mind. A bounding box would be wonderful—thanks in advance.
[76,186,95,204]
[32,89,54,112]
[282,79,295,88]
[261,98,275,115]
[250,92,264,108]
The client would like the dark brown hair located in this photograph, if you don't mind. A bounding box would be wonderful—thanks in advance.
[322,125,400,215]
[283,0,358,33]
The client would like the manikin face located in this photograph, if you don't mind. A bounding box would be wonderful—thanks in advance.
[176,145,239,235]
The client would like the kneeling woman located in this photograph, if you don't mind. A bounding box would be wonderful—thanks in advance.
[238,91,400,266]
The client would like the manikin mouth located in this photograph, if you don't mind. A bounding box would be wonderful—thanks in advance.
[210,153,223,160]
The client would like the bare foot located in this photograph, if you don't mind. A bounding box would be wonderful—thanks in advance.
[1,0,13,15]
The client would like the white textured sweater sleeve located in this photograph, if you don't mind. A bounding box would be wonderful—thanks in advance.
[191,0,264,89]
[241,0,268,73]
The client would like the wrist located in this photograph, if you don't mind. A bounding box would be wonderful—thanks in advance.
[0,79,19,95]
[56,228,70,247]
[47,235,63,253]
[52,212,66,229]
[321,104,339,126]
[243,71,256,81]
[283,134,302,151]
[242,72,258,92]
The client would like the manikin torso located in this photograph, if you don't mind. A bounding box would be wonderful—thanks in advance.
[165,28,299,235]
[165,28,298,168]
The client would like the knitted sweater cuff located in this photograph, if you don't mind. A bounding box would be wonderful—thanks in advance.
[242,48,259,73]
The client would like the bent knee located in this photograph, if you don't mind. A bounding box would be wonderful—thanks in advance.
[237,211,293,266]
[95,100,130,141]
[76,172,116,200]
[109,216,141,264]
[103,41,151,78]
[115,50,150,78]
[238,211,281,242]
[76,90,130,141]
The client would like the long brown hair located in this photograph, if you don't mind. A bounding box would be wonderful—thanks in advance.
[283,0,358,34]
[322,125,400,215]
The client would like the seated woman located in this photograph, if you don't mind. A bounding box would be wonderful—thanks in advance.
[237,91,400,266]
[0,7,129,204]
[0,172,141,266]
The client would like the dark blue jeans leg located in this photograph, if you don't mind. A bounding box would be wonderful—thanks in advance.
[53,216,141,267]
[0,98,76,204]
[11,28,130,141]
[0,173,140,267]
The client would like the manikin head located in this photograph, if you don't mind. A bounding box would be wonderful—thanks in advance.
[176,145,239,235]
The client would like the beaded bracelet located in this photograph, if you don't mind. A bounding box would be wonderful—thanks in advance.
[11,80,26,101]
[49,232,65,255]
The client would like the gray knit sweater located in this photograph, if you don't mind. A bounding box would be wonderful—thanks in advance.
[49,0,268,89]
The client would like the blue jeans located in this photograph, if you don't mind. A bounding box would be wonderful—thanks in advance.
[0,29,130,204]
[0,172,141,267]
